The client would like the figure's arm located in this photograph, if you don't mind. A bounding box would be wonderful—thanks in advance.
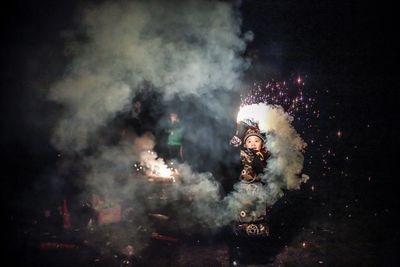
[230,121,250,147]
[240,149,248,160]
[252,151,268,174]
[240,149,256,182]
[230,135,242,147]
[236,121,249,140]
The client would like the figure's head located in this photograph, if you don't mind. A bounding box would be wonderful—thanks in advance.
[133,100,141,113]
[243,128,265,151]
[169,112,178,122]
[244,135,264,151]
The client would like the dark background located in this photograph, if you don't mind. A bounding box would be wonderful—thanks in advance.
[1,0,398,266]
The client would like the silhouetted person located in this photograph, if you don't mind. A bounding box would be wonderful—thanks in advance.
[166,112,183,162]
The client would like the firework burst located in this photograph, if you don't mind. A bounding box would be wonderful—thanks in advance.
[238,75,321,192]
[240,76,316,119]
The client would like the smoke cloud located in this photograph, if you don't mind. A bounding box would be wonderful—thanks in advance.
[49,0,251,152]
[237,103,309,205]
[45,0,308,255]
[169,103,309,228]
[46,0,254,251]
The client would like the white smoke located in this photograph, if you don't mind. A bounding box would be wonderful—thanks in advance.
[84,135,140,200]
[151,102,311,228]
[134,133,175,178]
[49,0,251,152]
[237,103,309,206]
[49,77,132,152]
[44,0,310,251]
[177,164,223,226]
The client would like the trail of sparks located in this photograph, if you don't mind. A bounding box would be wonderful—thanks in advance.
[237,75,381,264]
[240,76,316,118]
[239,74,375,221]
[240,76,318,150]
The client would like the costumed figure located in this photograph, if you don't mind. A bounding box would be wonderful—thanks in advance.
[230,120,271,237]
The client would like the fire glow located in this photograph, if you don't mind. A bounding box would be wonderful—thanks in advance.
[137,150,179,181]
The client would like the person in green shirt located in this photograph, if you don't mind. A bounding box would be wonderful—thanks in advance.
[166,112,183,161]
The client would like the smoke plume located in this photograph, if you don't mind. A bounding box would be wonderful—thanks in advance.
[48,0,251,152]
[46,0,254,252]
[237,103,309,205]
[45,0,309,256]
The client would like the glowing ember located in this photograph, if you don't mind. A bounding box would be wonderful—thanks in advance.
[148,163,173,178]
[137,150,179,181]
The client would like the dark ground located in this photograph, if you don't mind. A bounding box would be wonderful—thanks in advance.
[5,139,399,267]
[5,170,398,267]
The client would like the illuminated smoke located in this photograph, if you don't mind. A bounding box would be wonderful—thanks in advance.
[134,133,175,179]
[237,103,309,206]
[177,164,223,226]
[45,0,255,253]
[48,0,251,152]
[164,101,310,228]
[43,0,307,251]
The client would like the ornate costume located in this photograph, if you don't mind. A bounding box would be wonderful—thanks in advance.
[240,148,269,182]
[230,120,271,236]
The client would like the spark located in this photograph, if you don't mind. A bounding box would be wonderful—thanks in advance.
[240,78,314,118]
[135,150,179,181]
[239,75,352,205]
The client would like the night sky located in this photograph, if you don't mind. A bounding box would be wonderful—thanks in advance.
[1,0,398,266]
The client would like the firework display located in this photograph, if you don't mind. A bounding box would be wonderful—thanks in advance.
[4,0,390,266]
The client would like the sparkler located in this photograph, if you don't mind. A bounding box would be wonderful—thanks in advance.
[135,150,179,182]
